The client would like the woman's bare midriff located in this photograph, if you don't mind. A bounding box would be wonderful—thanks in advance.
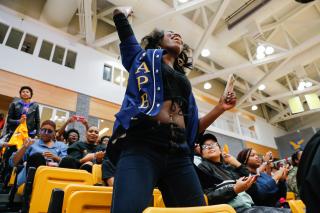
[151,100,185,128]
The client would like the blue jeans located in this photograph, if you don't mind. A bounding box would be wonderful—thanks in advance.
[111,121,205,213]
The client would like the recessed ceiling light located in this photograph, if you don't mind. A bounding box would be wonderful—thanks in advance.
[305,81,313,88]
[201,49,210,57]
[178,0,189,3]
[265,46,274,55]
[203,82,212,90]
[251,105,258,111]
[256,52,265,60]
[256,45,265,54]
[258,84,266,91]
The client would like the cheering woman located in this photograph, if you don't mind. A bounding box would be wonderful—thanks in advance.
[108,8,237,213]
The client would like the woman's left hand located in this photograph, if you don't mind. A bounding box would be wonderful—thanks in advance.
[218,92,237,111]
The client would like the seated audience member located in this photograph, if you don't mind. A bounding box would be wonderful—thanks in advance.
[56,116,88,145]
[10,120,68,186]
[67,126,105,172]
[237,149,288,207]
[64,129,80,146]
[101,155,116,186]
[287,150,302,199]
[196,133,290,213]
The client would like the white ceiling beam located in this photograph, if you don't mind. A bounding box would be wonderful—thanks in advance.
[270,107,291,123]
[200,6,209,27]
[93,0,218,47]
[261,3,314,32]
[194,60,282,111]
[240,85,320,108]
[83,0,94,44]
[237,57,293,107]
[97,6,116,18]
[192,8,201,22]
[193,0,230,60]
[190,34,320,85]
[100,17,115,26]
[272,107,320,123]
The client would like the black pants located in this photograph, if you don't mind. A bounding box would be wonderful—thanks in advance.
[111,120,205,213]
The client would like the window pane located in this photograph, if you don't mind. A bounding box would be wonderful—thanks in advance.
[113,67,122,86]
[0,22,9,44]
[5,28,23,49]
[21,34,37,54]
[103,64,112,82]
[123,71,129,87]
[54,110,68,129]
[98,119,114,137]
[65,50,77,69]
[39,40,53,60]
[40,107,53,123]
[52,45,65,65]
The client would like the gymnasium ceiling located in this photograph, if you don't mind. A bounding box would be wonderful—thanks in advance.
[0,0,320,129]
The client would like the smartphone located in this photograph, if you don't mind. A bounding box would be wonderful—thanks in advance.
[73,115,85,121]
[223,74,236,99]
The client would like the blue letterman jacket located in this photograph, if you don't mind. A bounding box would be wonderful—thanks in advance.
[111,34,199,150]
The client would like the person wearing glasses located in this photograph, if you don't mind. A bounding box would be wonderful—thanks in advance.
[9,120,68,186]
[196,133,290,213]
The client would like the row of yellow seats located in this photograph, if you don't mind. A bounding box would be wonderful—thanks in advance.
[10,165,307,213]
[26,166,236,213]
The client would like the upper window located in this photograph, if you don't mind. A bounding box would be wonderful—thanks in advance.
[5,28,23,49]
[39,40,54,60]
[103,64,112,82]
[21,33,38,54]
[65,50,77,69]
[52,45,65,65]
[0,22,9,44]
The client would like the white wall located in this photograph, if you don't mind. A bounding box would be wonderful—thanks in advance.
[255,117,287,148]
[0,7,125,104]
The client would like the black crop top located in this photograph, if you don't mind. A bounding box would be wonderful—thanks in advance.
[162,62,191,116]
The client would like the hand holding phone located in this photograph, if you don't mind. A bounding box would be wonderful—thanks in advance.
[223,74,236,101]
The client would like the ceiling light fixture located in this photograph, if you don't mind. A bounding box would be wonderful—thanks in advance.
[258,84,266,91]
[201,49,210,57]
[178,0,189,3]
[256,52,265,60]
[305,81,313,88]
[251,105,258,111]
[204,82,212,90]
[265,46,274,55]
[256,45,265,54]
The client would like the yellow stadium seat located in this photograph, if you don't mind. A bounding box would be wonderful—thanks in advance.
[153,192,208,208]
[143,204,236,213]
[29,166,94,213]
[288,200,306,213]
[8,167,17,186]
[16,183,25,196]
[65,190,113,213]
[92,164,103,185]
[62,184,113,212]
[286,192,296,201]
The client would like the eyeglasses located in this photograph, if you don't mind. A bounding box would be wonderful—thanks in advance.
[40,128,54,135]
[201,143,219,150]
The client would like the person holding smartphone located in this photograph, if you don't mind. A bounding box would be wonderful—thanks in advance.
[107,7,237,213]
[237,149,289,208]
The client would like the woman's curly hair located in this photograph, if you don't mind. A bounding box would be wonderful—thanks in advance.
[141,29,193,74]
